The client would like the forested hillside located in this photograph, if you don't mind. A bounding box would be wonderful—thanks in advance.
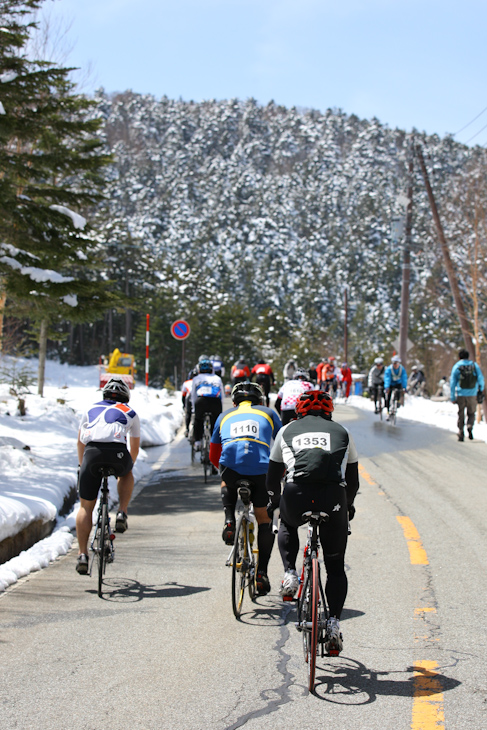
[4,86,486,385]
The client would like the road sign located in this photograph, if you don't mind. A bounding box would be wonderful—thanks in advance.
[170,319,190,340]
[392,337,414,352]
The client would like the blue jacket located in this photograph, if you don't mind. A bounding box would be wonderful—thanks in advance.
[211,400,282,475]
[384,363,408,390]
[450,359,484,401]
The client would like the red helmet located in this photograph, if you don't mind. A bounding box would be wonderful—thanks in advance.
[295,389,334,417]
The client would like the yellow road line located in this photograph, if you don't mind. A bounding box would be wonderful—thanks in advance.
[358,464,377,485]
[412,661,445,729]
[396,516,429,565]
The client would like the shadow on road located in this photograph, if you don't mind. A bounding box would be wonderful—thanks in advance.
[130,472,221,516]
[93,577,211,603]
[312,657,461,703]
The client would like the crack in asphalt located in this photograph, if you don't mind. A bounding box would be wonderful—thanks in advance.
[222,602,297,729]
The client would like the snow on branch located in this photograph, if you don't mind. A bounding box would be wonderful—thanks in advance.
[50,205,86,230]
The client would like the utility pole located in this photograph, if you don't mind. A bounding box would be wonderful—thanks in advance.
[343,286,348,363]
[399,143,414,366]
[416,144,475,356]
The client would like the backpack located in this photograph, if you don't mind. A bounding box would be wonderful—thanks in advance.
[458,363,477,389]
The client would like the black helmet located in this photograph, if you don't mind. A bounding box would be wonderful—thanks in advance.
[231,381,264,405]
[102,376,130,403]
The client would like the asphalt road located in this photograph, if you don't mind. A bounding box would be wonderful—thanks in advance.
[1,402,486,730]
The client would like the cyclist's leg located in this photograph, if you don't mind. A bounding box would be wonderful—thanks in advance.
[278,482,307,570]
[77,445,102,556]
[76,497,97,556]
[193,396,206,444]
[318,484,348,619]
[251,475,274,583]
[220,468,238,542]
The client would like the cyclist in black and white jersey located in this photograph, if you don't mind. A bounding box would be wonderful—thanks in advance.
[266,389,359,655]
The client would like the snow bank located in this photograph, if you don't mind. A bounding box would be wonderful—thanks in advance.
[0,356,183,591]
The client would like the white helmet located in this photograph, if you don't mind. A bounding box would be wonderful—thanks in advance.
[391,355,401,363]
[374,357,384,365]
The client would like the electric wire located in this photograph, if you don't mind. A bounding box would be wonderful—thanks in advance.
[464,121,487,144]
[453,105,487,136]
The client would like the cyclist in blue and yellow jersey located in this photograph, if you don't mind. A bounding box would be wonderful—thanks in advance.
[191,359,224,450]
[210,381,282,595]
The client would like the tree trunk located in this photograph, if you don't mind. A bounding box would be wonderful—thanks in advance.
[37,319,48,396]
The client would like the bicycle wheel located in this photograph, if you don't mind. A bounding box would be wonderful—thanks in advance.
[297,565,311,664]
[202,415,211,482]
[247,521,258,601]
[378,388,384,420]
[231,514,247,619]
[97,502,108,597]
[308,558,320,692]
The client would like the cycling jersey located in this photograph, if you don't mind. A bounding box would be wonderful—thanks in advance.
[211,400,282,475]
[191,372,224,406]
[276,379,314,411]
[79,400,141,445]
[384,364,408,389]
[269,412,358,486]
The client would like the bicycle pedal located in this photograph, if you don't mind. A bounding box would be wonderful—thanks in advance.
[109,533,115,541]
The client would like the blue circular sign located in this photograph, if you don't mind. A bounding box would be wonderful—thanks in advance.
[170,319,190,340]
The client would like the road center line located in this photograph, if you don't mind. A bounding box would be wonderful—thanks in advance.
[396,516,429,565]
[411,661,445,730]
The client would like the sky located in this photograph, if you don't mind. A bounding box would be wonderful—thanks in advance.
[41,0,487,146]
[0,355,480,592]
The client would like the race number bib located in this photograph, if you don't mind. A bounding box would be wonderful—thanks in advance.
[230,419,260,439]
[292,432,331,451]
[196,385,213,397]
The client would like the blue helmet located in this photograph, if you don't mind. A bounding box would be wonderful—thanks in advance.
[198,359,213,374]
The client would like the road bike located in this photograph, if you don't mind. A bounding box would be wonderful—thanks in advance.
[201,413,212,482]
[225,481,258,619]
[295,510,330,693]
[90,467,116,598]
[376,384,384,420]
[387,386,402,425]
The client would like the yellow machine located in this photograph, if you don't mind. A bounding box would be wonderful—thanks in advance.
[99,348,136,389]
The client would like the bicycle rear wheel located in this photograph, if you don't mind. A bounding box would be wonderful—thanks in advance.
[308,558,320,692]
[231,515,247,618]
[202,415,211,482]
[298,566,311,664]
[247,521,258,601]
[97,502,109,597]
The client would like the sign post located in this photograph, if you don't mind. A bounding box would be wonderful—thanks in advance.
[170,319,191,387]
[145,314,150,387]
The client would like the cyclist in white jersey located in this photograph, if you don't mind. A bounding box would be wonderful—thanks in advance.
[75,376,140,574]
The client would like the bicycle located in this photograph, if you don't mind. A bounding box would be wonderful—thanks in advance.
[89,466,116,598]
[295,510,330,693]
[201,412,212,482]
[387,386,402,425]
[376,384,384,420]
[225,481,258,619]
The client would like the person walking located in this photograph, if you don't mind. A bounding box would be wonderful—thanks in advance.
[450,349,485,441]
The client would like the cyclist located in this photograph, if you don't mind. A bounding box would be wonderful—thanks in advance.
[191,359,224,450]
[322,357,338,397]
[231,357,250,385]
[308,362,318,385]
[209,382,282,595]
[450,349,485,441]
[75,376,140,574]
[275,368,314,425]
[407,364,426,396]
[384,355,408,419]
[210,354,225,378]
[181,369,196,437]
[251,359,276,407]
[283,359,298,381]
[339,362,352,399]
[368,357,385,413]
[266,390,359,655]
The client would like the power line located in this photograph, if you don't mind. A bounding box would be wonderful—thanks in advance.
[464,121,487,144]
[453,105,487,136]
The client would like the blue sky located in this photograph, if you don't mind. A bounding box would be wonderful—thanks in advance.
[45,0,487,145]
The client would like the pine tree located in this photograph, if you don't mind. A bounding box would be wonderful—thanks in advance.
[0,0,116,392]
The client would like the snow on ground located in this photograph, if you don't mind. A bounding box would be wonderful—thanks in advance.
[0,356,183,592]
[0,359,485,593]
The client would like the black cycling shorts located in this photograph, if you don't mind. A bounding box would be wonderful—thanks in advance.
[78,442,133,501]
[220,467,268,508]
